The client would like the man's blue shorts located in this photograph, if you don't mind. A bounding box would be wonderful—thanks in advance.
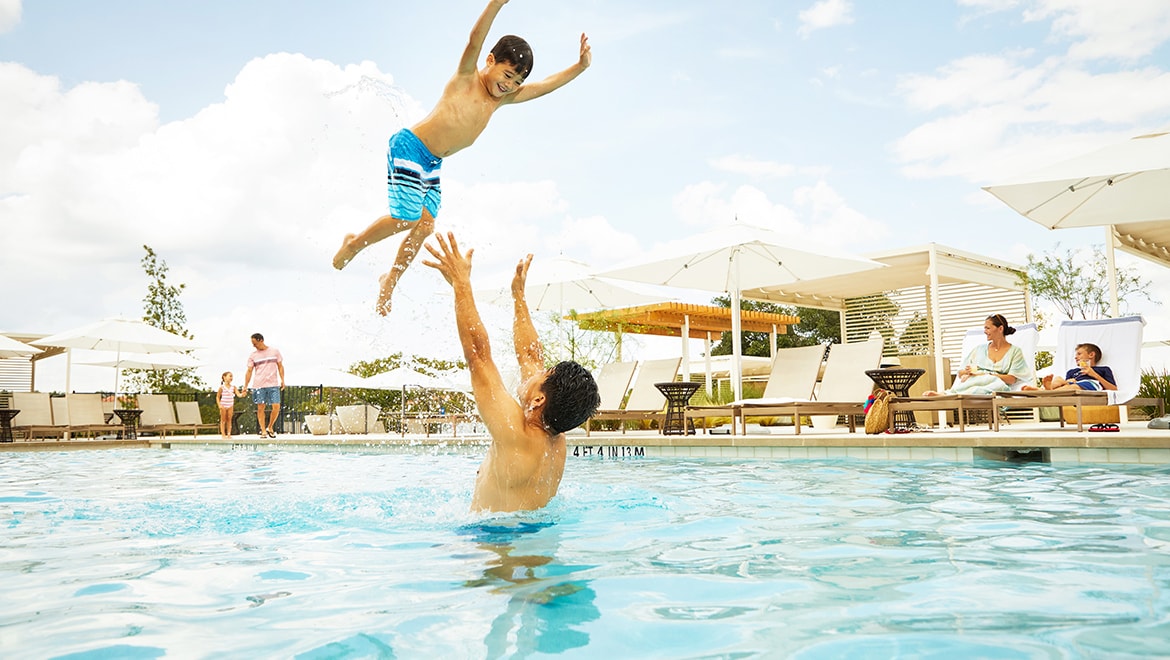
[387,128,442,221]
[252,386,281,405]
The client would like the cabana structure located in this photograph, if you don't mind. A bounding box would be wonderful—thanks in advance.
[740,244,1032,393]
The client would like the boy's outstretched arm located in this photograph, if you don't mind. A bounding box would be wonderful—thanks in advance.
[511,254,544,383]
[510,33,591,103]
[458,0,510,75]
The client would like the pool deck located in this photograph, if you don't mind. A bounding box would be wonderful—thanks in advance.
[5,421,1170,464]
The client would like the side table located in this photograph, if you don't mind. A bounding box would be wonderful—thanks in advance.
[655,381,701,435]
[113,408,143,440]
[0,409,19,443]
[865,368,925,430]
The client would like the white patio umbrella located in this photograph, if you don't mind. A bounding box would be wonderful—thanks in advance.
[361,366,451,431]
[0,334,43,359]
[77,351,203,394]
[600,222,886,400]
[33,318,198,394]
[292,366,370,389]
[478,256,669,312]
[78,351,202,371]
[983,131,1170,315]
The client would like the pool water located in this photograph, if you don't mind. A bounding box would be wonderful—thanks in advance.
[3,448,1170,658]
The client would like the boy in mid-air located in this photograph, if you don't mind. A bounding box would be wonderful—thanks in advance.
[333,0,592,315]
[422,231,599,512]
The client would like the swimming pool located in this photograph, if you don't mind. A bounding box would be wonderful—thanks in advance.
[3,448,1170,658]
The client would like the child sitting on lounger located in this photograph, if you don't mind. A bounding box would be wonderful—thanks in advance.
[1023,343,1117,392]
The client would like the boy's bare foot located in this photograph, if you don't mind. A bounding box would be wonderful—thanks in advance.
[333,234,360,270]
[376,271,397,316]
[922,390,940,397]
[1021,384,1038,390]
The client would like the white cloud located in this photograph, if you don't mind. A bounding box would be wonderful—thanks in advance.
[1025,0,1170,61]
[669,179,886,251]
[0,0,20,33]
[798,0,854,37]
[1,54,610,393]
[709,154,796,179]
[894,43,1170,182]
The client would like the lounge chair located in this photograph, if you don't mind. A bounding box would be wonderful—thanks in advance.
[686,344,826,434]
[50,396,70,433]
[889,323,1039,431]
[733,339,884,435]
[137,394,188,438]
[174,400,217,437]
[11,392,69,440]
[336,404,386,434]
[993,316,1160,431]
[587,358,681,434]
[583,361,638,436]
[66,393,118,438]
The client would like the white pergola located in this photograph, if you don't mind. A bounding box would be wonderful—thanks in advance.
[740,243,1033,391]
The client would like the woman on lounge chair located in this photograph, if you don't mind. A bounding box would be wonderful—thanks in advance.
[924,314,1033,396]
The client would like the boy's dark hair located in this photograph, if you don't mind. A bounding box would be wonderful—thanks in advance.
[491,35,533,79]
[251,333,264,342]
[1077,343,1103,363]
[541,361,600,434]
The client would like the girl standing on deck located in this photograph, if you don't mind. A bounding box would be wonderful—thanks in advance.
[216,372,244,438]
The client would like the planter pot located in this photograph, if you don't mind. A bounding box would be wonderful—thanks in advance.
[304,414,331,435]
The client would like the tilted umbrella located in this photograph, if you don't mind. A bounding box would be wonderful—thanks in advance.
[0,334,43,359]
[983,131,1170,315]
[983,131,1170,230]
[33,318,198,394]
[600,222,886,400]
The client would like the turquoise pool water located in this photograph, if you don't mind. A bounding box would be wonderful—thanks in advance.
[2,448,1170,658]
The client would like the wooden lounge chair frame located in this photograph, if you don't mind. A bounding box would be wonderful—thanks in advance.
[732,339,883,435]
[587,358,680,434]
[686,344,826,435]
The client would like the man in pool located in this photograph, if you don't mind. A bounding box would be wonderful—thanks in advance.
[422,231,600,512]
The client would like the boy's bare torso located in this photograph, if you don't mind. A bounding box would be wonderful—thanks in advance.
[412,70,503,159]
[471,431,567,512]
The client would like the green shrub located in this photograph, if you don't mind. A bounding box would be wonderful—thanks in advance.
[1138,368,1170,419]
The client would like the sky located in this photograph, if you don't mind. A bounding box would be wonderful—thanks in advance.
[2,0,1170,393]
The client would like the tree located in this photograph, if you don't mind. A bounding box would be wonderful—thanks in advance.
[539,310,622,371]
[123,245,205,393]
[709,296,840,357]
[1020,244,1154,320]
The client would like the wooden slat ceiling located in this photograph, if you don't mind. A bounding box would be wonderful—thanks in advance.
[571,302,798,339]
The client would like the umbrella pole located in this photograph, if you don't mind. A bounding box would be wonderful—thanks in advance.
[1105,226,1120,317]
[705,333,713,398]
[730,252,744,401]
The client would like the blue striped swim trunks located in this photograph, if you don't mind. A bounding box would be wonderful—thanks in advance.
[387,128,442,221]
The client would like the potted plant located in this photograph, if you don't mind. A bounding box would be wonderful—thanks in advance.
[303,402,332,435]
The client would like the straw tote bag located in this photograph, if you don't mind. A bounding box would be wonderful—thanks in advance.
[864,389,893,435]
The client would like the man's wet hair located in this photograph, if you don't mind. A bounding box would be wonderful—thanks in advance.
[491,35,533,80]
[541,361,600,434]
